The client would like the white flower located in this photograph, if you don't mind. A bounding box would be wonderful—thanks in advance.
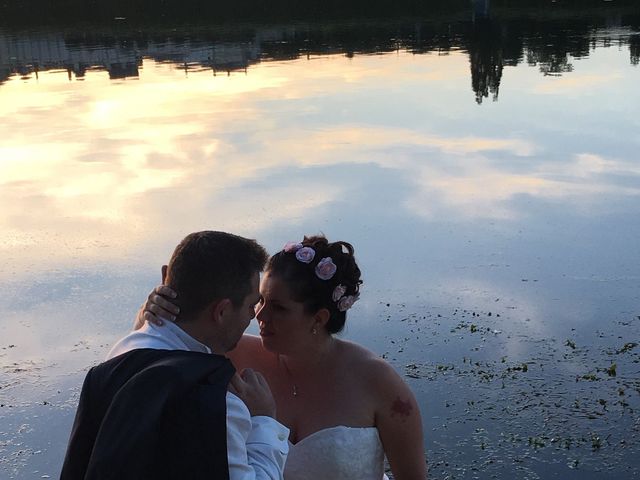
[283,241,303,253]
[332,284,347,302]
[295,246,316,263]
[337,293,360,312]
[315,257,337,280]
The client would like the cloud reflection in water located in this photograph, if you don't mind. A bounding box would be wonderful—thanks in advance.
[1,39,639,480]
[0,50,638,277]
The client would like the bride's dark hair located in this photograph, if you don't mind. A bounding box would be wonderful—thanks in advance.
[267,235,362,334]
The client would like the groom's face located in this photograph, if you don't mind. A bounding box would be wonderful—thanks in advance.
[221,272,261,351]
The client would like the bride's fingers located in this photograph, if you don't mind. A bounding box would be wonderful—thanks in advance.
[255,372,270,390]
[146,293,180,316]
[145,303,176,322]
[228,383,238,396]
[228,373,244,396]
[143,309,164,326]
[137,285,179,328]
[154,285,177,299]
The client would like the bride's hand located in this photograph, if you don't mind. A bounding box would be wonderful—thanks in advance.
[133,285,179,330]
[228,369,277,418]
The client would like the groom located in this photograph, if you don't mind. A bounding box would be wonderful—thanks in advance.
[61,231,289,480]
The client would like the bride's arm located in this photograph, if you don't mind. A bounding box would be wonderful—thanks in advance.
[372,359,428,479]
[132,285,179,330]
[133,267,174,330]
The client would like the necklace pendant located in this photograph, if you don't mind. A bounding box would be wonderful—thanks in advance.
[292,385,298,397]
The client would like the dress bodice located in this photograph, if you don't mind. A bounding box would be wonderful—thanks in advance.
[284,425,388,480]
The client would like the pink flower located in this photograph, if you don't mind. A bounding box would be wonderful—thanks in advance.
[283,241,303,253]
[332,284,347,302]
[315,257,337,280]
[337,293,359,312]
[295,247,316,263]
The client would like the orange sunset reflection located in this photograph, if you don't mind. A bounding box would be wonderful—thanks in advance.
[1,50,638,274]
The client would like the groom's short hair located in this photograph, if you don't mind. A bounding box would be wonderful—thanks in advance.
[165,231,268,321]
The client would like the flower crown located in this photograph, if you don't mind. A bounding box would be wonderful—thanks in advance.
[283,241,360,312]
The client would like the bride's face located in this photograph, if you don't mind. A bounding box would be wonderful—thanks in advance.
[255,271,317,354]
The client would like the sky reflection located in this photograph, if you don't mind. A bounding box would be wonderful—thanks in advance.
[2,51,638,268]
[1,49,639,309]
[1,37,639,479]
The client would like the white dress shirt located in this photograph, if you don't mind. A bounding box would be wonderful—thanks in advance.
[107,321,289,480]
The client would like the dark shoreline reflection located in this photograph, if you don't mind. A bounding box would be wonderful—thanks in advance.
[1,4,639,103]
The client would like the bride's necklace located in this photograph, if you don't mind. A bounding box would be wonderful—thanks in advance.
[278,339,334,399]
[279,355,298,397]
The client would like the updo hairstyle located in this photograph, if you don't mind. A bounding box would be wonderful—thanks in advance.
[266,235,362,334]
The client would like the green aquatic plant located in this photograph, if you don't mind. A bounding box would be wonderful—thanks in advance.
[506,363,528,373]
[528,436,546,449]
[616,342,637,354]
[437,364,454,371]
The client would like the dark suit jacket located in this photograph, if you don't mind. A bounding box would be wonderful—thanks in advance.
[61,348,235,480]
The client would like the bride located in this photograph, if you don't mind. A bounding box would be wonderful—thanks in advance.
[140,235,427,479]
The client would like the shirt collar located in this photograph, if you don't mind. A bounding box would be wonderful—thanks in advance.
[152,321,213,354]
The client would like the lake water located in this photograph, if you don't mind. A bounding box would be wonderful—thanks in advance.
[1,3,639,479]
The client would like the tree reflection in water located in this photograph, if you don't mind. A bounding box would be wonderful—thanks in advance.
[1,3,639,103]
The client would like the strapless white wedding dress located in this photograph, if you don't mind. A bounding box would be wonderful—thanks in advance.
[284,425,389,479]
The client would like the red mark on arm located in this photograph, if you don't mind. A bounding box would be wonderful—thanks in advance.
[390,397,413,418]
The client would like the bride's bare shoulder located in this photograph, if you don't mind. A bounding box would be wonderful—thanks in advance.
[337,339,407,390]
[237,333,263,349]
[339,339,421,441]
[226,334,268,370]
[338,339,394,373]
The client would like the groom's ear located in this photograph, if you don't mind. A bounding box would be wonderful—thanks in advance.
[161,265,168,283]
[210,298,233,326]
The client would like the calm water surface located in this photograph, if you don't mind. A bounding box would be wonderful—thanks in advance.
[1,5,639,479]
